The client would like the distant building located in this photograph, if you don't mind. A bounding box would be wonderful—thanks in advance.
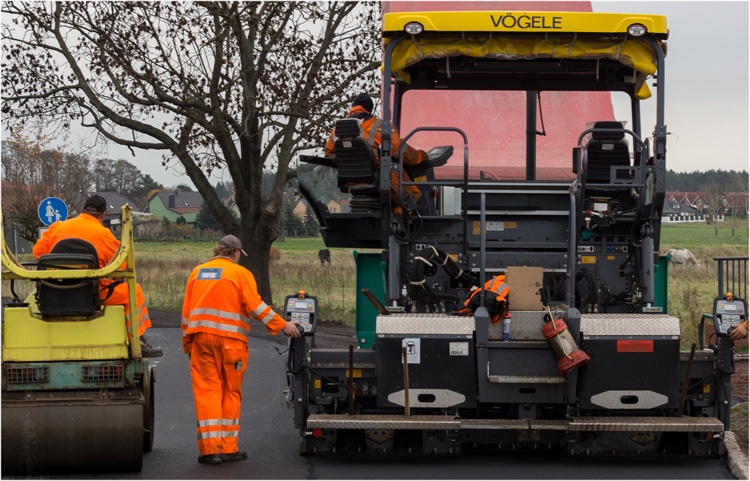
[83,191,141,234]
[147,190,204,225]
[292,199,310,219]
[325,199,342,213]
[722,192,749,218]
[666,191,706,214]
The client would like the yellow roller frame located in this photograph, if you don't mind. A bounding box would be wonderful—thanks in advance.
[1,205,142,360]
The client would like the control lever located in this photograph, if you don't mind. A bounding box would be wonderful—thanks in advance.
[362,288,390,315]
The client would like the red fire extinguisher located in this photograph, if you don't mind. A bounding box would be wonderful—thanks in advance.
[541,307,590,375]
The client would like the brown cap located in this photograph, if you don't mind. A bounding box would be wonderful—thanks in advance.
[218,234,247,256]
[83,195,107,213]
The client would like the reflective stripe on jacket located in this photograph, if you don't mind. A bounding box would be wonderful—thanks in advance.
[181,256,286,353]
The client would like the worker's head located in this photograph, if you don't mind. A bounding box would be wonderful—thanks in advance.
[214,234,247,261]
[82,195,107,219]
[351,92,373,113]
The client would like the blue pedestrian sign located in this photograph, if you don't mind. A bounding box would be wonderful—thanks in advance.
[38,197,69,226]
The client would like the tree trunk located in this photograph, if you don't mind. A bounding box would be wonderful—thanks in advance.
[241,209,280,307]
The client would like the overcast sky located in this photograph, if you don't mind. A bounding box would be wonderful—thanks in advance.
[19,1,750,188]
[593,1,749,176]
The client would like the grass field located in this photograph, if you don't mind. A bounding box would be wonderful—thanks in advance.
[659,221,749,349]
[3,220,747,349]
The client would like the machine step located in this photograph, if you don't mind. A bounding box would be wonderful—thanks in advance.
[568,416,724,432]
[307,414,724,433]
[488,375,566,384]
[307,414,460,430]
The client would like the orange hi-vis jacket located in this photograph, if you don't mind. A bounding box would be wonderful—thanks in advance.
[325,105,428,203]
[181,256,286,353]
[33,213,151,337]
[455,275,511,325]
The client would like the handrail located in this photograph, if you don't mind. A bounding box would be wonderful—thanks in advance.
[398,126,469,255]
[1,206,135,281]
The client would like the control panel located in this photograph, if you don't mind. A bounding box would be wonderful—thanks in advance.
[284,291,318,336]
[713,296,746,337]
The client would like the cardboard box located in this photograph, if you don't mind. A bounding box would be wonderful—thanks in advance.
[506,266,544,311]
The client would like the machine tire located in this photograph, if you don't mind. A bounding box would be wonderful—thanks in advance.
[143,367,155,453]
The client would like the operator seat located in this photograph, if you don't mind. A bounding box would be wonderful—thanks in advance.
[333,118,380,212]
[585,121,631,184]
[36,238,101,317]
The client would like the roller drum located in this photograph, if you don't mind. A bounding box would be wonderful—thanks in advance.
[2,401,143,475]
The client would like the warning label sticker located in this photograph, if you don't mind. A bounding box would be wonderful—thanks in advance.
[617,340,654,352]
[449,342,469,356]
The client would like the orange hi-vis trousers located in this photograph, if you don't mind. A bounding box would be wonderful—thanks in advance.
[189,332,249,456]
[102,281,151,337]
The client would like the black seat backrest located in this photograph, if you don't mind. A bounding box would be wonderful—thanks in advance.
[585,121,631,184]
[334,119,378,189]
[36,238,101,317]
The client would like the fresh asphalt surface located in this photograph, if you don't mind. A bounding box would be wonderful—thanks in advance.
[4,319,736,479]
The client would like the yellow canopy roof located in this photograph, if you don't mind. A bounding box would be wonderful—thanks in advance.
[388,35,657,99]
[383,11,668,99]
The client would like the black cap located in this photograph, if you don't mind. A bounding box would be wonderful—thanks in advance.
[83,195,107,213]
[351,92,373,113]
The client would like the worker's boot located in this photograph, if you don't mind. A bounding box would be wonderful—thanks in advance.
[220,451,248,462]
[140,337,164,358]
[198,454,222,465]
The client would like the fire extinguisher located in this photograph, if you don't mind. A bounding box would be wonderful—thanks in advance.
[541,306,590,375]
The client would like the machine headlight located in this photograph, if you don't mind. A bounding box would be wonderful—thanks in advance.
[404,22,424,35]
[627,23,647,36]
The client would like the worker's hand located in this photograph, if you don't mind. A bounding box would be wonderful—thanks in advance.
[283,321,302,338]
[730,324,748,340]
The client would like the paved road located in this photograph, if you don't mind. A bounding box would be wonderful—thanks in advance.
[17,326,735,480]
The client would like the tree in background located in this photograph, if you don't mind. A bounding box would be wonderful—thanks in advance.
[279,201,304,236]
[666,169,749,193]
[196,201,222,231]
[214,181,229,201]
[700,181,724,235]
[91,158,164,210]
[1,133,92,241]
[302,202,319,235]
[131,174,164,211]
[2,2,380,304]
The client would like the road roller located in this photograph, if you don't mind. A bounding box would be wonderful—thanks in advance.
[1,205,154,475]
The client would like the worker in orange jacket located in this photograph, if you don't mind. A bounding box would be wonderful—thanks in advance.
[325,92,429,214]
[33,195,161,357]
[182,234,301,465]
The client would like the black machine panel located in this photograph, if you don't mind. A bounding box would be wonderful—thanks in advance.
[376,333,477,409]
[284,292,318,336]
[713,297,746,337]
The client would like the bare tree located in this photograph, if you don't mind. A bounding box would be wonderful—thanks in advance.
[1,133,92,241]
[2,1,381,303]
[700,181,725,236]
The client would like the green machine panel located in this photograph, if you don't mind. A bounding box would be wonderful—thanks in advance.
[354,251,385,349]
